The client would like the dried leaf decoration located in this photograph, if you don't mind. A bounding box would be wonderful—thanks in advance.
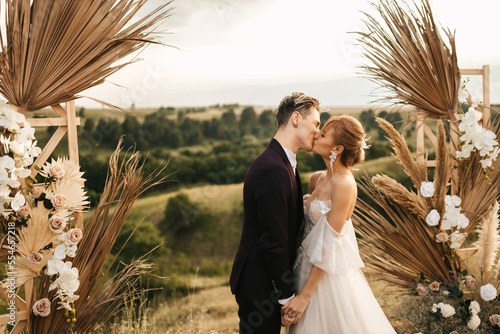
[356,0,460,120]
[0,0,173,113]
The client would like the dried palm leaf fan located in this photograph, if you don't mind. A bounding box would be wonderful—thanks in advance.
[356,0,460,120]
[0,0,173,113]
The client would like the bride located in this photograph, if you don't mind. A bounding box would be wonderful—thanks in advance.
[282,115,395,333]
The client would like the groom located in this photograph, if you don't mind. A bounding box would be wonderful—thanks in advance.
[230,92,320,333]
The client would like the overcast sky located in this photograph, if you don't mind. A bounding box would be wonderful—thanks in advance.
[79,0,500,109]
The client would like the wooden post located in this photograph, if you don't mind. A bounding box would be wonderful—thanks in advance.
[483,65,491,128]
[416,113,425,165]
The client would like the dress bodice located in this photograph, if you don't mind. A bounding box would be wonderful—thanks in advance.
[295,194,364,274]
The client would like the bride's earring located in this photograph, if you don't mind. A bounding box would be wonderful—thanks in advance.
[329,151,337,168]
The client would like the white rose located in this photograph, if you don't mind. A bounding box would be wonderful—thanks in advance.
[469,300,481,315]
[426,209,440,226]
[440,303,456,318]
[480,283,497,301]
[420,181,435,198]
[468,314,481,330]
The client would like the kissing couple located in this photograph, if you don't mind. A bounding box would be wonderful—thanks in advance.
[230,92,396,333]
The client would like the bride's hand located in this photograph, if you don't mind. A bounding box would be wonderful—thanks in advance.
[281,294,310,326]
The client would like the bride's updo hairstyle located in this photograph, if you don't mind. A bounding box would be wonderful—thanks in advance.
[323,115,366,167]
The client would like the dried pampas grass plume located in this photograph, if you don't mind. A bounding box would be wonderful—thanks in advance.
[372,174,428,220]
[376,118,427,191]
[475,201,499,282]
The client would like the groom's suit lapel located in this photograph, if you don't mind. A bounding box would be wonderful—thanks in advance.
[268,138,297,194]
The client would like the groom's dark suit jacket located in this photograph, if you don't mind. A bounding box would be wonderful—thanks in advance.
[230,138,304,302]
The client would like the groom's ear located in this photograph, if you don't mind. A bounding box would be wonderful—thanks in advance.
[290,111,300,125]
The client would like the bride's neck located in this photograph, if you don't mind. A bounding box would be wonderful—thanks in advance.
[322,156,349,179]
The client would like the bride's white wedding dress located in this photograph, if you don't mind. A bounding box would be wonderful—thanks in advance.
[286,195,396,334]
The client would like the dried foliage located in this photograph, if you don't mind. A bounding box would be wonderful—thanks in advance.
[433,121,452,216]
[356,0,460,120]
[30,141,171,333]
[0,0,173,113]
[355,177,461,288]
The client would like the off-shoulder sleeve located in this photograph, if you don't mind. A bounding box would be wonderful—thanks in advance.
[298,214,364,274]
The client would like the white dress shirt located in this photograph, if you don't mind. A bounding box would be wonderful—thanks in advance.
[281,144,297,175]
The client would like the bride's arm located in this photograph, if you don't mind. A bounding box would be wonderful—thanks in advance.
[281,265,324,326]
[328,177,356,233]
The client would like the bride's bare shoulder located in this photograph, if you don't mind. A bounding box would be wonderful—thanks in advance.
[331,174,356,193]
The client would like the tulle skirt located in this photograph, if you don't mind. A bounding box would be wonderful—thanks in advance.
[286,264,396,334]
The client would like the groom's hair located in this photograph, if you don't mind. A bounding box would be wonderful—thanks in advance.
[276,92,319,128]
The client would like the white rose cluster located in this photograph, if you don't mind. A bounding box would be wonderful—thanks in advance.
[456,87,499,169]
[431,302,455,318]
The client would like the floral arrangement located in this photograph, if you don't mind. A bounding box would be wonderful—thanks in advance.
[0,102,169,333]
[0,0,173,332]
[0,103,88,329]
[397,271,500,333]
[354,0,500,331]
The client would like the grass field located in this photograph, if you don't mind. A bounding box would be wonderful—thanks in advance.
[102,264,406,333]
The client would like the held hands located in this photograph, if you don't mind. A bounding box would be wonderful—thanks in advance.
[281,294,310,327]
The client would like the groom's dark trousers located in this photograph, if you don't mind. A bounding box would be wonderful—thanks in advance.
[230,138,304,334]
